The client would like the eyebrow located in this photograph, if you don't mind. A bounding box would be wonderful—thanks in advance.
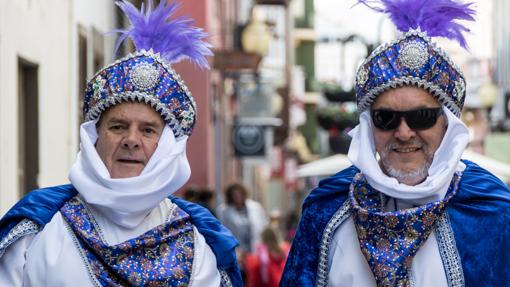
[107,117,163,128]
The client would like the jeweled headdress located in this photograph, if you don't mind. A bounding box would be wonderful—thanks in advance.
[355,0,475,117]
[83,0,212,138]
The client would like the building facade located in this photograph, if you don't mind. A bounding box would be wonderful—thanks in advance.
[0,0,117,214]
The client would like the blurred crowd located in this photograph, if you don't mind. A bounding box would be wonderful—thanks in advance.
[183,183,299,287]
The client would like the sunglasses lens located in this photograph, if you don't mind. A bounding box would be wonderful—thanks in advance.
[406,108,442,129]
[371,108,442,131]
[372,110,401,130]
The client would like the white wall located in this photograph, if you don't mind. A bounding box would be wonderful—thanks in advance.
[0,0,116,215]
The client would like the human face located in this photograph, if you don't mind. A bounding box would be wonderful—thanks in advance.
[95,102,165,178]
[371,86,447,185]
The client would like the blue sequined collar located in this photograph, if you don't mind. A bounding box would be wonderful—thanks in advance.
[349,172,461,287]
[61,197,195,286]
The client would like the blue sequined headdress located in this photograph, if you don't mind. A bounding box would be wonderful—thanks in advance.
[83,0,212,138]
[354,0,475,117]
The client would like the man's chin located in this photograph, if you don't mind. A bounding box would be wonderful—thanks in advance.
[109,168,144,179]
[382,163,430,186]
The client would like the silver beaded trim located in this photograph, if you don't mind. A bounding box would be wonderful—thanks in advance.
[0,219,39,258]
[316,200,351,287]
[129,62,160,91]
[454,79,466,103]
[220,269,233,287]
[398,40,429,70]
[409,265,416,287]
[85,49,197,139]
[355,29,466,115]
[356,65,369,86]
[64,214,102,287]
[92,76,106,101]
[357,75,461,117]
[435,211,465,287]
[361,29,464,78]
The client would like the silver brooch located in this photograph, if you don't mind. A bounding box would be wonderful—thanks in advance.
[356,65,369,86]
[130,62,160,91]
[398,40,429,70]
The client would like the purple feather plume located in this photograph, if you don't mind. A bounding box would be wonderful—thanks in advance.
[114,0,213,69]
[356,0,476,48]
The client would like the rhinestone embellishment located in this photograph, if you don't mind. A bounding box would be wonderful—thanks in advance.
[356,65,369,86]
[92,76,106,100]
[398,40,429,70]
[179,109,195,129]
[130,62,160,91]
[454,79,465,99]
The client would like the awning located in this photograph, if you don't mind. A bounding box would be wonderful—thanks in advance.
[297,150,510,184]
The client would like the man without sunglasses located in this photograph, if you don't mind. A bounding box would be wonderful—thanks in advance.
[281,0,510,286]
[0,1,242,286]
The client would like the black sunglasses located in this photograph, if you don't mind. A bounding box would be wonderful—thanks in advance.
[371,107,443,131]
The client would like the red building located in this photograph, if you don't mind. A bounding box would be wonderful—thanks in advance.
[172,0,238,190]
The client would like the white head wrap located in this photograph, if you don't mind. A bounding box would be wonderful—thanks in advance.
[347,107,469,205]
[69,120,190,228]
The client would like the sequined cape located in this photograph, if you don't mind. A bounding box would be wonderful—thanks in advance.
[0,185,242,287]
[280,160,510,287]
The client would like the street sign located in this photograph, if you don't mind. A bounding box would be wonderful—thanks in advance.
[232,125,266,157]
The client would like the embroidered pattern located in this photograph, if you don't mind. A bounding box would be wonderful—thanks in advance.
[355,30,466,117]
[316,200,351,287]
[61,197,195,287]
[435,211,465,287]
[349,172,461,287]
[84,50,197,139]
[0,219,39,258]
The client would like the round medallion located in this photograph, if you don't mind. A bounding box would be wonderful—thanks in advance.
[398,40,429,70]
[130,62,160,91]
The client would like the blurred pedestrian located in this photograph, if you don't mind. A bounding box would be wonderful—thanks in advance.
[217,182,268,253]
[217,182,268,284]
[245,227,290,287]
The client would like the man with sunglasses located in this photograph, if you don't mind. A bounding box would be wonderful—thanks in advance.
[281,0,510,286]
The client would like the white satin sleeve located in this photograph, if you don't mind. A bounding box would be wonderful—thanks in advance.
[0,234,35,287]
[190,227,221,287]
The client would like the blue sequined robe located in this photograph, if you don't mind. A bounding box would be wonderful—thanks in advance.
[280,160,510,287]
[0,185,242,287]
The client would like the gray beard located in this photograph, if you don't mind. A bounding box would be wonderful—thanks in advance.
[379,139,434,185]
[382,160,431,185]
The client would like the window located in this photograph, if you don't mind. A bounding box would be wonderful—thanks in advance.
[18,58,39,196]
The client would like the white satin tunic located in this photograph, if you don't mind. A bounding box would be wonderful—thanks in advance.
[0,199,221,287]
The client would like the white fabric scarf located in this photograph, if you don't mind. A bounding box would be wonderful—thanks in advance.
[69,120,191,228]
[348,107,469,205]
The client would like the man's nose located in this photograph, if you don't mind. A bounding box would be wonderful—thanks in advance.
[122,128,141,149]
[394,117,416,141]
